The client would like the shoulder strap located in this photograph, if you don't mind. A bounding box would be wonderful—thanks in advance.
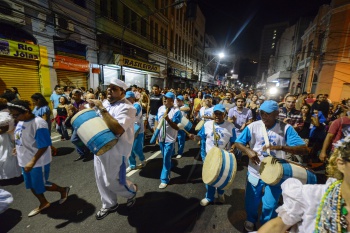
[213,121,220,147]
[261,121,271,155]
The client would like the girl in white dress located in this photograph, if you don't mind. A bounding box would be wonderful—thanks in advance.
[258,135,350,233]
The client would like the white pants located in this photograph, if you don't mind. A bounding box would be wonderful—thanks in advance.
[94,145,136,208]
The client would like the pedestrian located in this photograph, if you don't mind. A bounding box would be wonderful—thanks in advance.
[148,84,163,134]
[155,92,182,189]
[174,95,190,159]
[11,87,21,100]
[50,86,65,129]
[88,78,137,220]
[246,94,259,121]
[258,135,350,233]
[125,91,146,173]
[197,94,215,153]
[235,100,308,232]
[189,104,236,206]
[139,92,150,134]
[55,96,70,141]
[7,100,70,217]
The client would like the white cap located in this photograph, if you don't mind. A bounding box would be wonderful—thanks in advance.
[259,96,266,100]
[109,77,128,90]
[0,112,12,127]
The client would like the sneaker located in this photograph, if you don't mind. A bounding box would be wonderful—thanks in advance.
[140,160,147,167]
[200,198,211,206]
[244,221,255,232]
[126,167,135,173]
[95,203,119,220]
[176,154,182,159]
[159,183,167,189]
[74,156,84,161]
[126,184,138,208]
[217,194,225,203]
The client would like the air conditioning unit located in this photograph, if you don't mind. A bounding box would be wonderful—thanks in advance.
[0,0,25,25]
[55,14,74,32]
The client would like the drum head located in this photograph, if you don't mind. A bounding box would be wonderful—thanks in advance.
[96,139,118,156]
[71,108,95,124]
[259,156,283,185]
[195,120,204,131]
[202,146,222,184]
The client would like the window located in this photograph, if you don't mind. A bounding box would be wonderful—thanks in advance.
[195,29,198,37]
[111,0,118,21]
[175,34,178,58]
[155,23,159,44]
[131,11,137,32]
[200,35,203,43]
[73,0,86,8]
[164,29,168,48]
[141,19,147,37]
[124,6,130,28]
[170,30,174,52]
[100,0,108,17]
[160,27,164,47]
[307,41,313,58]
[150,20,154,42]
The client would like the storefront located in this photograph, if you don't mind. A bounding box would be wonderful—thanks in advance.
[0,38,41,101]
[114,54,160,89]
[54,55,89,88]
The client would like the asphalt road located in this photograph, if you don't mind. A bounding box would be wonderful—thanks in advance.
[1,131,250,233]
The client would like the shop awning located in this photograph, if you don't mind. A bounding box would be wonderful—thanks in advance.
[267,71,291,82]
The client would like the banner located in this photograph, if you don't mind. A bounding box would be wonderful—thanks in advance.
[53,55,89,72]
[114,54,160,73]
[0,38,39,60]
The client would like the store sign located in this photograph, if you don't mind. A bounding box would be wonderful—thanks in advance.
[0,39,39,60]
[114,54,160,73]
[53,55,89,72]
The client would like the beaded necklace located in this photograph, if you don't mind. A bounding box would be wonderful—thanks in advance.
[314,180,348,232]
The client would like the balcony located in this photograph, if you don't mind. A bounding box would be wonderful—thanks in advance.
[297,57,312,71]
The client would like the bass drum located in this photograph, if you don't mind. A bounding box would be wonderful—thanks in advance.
[195,120,205,131]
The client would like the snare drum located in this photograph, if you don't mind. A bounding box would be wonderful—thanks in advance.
[259,156,317,186]
[202,146,237,190]
[180,117,192,132]
[195,120,205,131]
[71,109,118,156]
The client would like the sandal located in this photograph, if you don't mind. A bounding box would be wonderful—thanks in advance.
[28,203,50,217]
[126,184,138,208]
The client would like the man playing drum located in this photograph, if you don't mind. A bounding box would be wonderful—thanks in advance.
[155,92,182,189]
[125,91,146,172]
[88,78,138,220]
[174,95,190,159]
[234,100,309,232]
[189,104,236,206]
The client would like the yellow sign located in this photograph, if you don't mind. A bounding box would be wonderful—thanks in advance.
[0,38,39,60]
[114,54,160,73]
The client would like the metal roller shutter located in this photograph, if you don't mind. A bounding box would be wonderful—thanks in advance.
[56,70,88,89]
[0,56,40,101]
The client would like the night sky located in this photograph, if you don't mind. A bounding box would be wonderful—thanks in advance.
[198,0,332,58]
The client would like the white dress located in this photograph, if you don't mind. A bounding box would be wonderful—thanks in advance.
[0,110,21,180]
[276,178,337,233]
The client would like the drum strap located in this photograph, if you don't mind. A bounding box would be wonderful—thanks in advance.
[213,121,220,147]
[261,121,271,155]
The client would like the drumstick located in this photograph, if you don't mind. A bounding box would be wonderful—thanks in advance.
[177,123,191,135]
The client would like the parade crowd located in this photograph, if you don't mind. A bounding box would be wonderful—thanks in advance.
[1,81,350,232]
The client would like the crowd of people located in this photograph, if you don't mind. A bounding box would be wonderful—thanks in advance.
[0,82,350,232]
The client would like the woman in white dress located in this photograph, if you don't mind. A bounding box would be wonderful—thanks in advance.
[0,100,22,180]
[258,135,350,233]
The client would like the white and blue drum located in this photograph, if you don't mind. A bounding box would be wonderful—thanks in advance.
[71,109,118,156]
[259,156,317,186]
[195,120,205,131]
[180,117,192,132]
[202,146,237,190]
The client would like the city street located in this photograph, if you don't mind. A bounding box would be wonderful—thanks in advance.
[1,131,249,233]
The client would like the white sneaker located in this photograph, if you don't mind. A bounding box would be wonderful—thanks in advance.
[126,167,135,173]
[158,183,167,189]
[200,198,211,206]
[217,194,225,203]
[244,221,255,232]
[176,154,182,159]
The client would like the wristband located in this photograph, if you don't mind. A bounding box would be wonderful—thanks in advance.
[100,108,108,113]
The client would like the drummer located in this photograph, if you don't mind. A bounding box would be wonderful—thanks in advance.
[234,100,308,232]
[88,78,138,220]
[155,92,182,189]
[189,104,236,206]
[174,95,190,159]
[125,91,146,172]
[197,94,215,159]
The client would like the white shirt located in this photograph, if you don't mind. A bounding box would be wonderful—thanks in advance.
[156,105,182,143]
[100,98,136,157]
[133,102,144,134]
[14,117,52,167]
[198,106,214,122]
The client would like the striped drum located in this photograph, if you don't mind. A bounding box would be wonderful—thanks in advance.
[202,146,237,190]
[71,109,118,156]
[180,117,192,132]
[259,156,317,186]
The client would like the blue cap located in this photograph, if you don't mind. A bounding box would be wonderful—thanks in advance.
[176,95,184,101]
[213,104,226,113]
[260,100,278,113]
[164,92,175,100]
[204,94,212,99]
[125,91,135,99]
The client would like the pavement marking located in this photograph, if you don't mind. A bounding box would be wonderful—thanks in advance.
[127,150,161,177]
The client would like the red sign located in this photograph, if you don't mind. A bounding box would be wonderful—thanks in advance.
[53,55,89,72]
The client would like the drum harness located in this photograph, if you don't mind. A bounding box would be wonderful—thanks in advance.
[213,121,220,147]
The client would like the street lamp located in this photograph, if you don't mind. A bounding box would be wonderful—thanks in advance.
[200,52,225,88]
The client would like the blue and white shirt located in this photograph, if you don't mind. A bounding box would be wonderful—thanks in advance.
[236,120,305,179]
[198,120,236,153]
[156,105,182,143]
[198,106,214,122]
[228,106,252,137]
[14,117,52,167]
[133,102,144,134]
